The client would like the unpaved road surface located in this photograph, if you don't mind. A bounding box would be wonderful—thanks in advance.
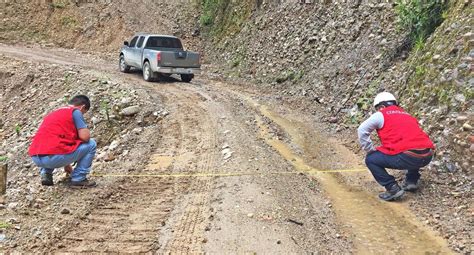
[0,44,454,254]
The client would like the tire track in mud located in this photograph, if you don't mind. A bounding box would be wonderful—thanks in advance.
[157,87,220,254]
[56,86,190,253]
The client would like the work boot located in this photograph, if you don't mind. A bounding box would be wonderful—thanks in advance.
[379,183,404,201]
[41,173,54,186]
[69,179,97,188]
[402,180,419,192]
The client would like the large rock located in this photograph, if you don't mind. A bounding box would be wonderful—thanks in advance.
[120,105,140,116]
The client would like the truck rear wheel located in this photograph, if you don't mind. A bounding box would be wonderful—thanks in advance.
[119,55,130,73]
[181,74,193,83]
[143,61,156,82]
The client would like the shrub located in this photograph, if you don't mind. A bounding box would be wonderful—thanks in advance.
[395,0,448,46]
[200,0,220,26]
[50,1,67,9]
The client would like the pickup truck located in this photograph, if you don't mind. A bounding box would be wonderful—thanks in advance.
[119,33,201,82]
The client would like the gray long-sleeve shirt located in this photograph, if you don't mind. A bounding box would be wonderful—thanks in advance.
[357,112,384,153]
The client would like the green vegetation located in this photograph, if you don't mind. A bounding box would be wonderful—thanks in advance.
[15,124,21,136]
[0,156,7,162]
[61,16,77,28]
[100,100,111,123]
[275,70,305,83]
[199,0,253,38]
[0,222,12,229]
[50,1,67,9]
[200,0,219,26]
[395,0,448,47]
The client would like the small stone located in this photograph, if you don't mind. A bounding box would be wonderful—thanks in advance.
[469,144,474,153]
[462,32,473,41]
[120,97,132,106]
[7,203,18,210]
[104,153,116,162]
[328,117,338,123]
[433,54,441,61]
[91,117,100,125]
[247,213,254,218]
[120,105,140,116]
[454,94,466,103]
[446,163,456,172]
[462,123,472,131]
[61,208,70,214]
[8,218,19,224]
[109,141,119,150]
[276,240,282,244]
[456,116,468,122]
[132,127,143,135]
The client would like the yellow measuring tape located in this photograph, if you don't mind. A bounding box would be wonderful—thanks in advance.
[91,168,367,178]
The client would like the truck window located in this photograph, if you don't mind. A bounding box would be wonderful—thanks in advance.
[145,37,183,49]
[129,36,138,47]
[136,36,145,48]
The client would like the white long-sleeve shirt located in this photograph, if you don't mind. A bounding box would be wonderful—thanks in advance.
[357,112,384,153]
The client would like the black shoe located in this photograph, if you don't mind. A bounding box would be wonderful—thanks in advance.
[402,181,419,192]
[41,173,54,186]
[69,179,97,187]
[379,184,404,201]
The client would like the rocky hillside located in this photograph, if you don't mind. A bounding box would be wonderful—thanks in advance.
[203,1,473,171]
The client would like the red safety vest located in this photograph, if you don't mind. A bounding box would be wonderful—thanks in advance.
[376,106,434,155]
[28,107,82,156]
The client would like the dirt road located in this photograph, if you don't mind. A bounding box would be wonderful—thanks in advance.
[0,44,454,254]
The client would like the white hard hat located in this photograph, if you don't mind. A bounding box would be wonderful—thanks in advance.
[373,92,397,106]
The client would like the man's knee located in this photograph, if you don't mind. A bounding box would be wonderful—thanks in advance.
[365,152,376,166]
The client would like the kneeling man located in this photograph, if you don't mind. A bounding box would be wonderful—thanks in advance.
[29,95,96,187]
[358,92,434,201]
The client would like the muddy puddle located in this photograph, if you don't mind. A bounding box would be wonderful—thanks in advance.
[253,102,452,254]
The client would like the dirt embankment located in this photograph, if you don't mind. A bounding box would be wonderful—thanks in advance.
[0,0,202,52]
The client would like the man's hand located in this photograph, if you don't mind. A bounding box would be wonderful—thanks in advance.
[64,165,73,174]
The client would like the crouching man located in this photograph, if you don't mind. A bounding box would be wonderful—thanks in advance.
[29,95,97,187]
[357,92,434,201]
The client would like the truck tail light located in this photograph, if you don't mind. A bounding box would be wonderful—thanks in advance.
[157,52,161,65]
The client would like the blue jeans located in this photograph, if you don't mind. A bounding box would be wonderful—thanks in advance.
[31,139,96,182]
[365,150,433,189]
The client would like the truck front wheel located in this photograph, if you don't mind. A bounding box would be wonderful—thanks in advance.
[119,55,131,73]
[181,74,193,83]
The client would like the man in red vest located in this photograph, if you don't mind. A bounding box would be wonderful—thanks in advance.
[358,92,434,201]
[29,95,97,187]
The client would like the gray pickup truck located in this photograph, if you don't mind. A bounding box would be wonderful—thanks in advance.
[119,33,200,82]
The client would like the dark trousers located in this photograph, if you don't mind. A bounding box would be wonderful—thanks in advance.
[365,150,433,189]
